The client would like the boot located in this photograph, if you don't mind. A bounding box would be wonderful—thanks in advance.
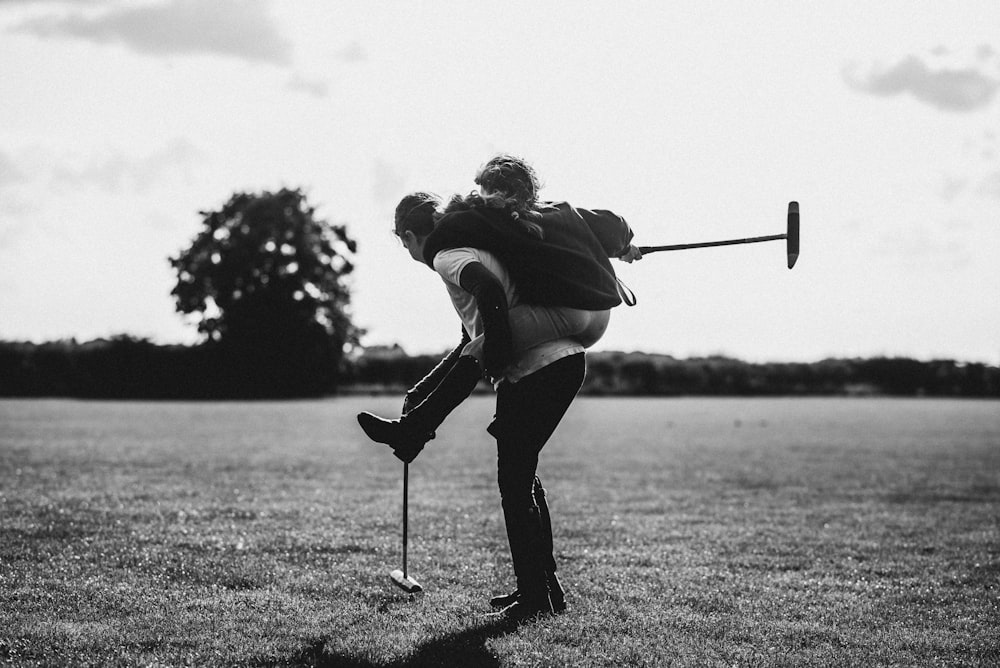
[492,505,553,621]
[489,589,519,609]
[490,477,566,612]
[357,356,482,448]
[492,596,552,622]
[534,476,558,574]
[489,572,566,612]
[535,480,567,611]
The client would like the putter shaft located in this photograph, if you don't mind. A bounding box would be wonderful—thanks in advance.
[390,461,422,592]
[638,233,785,254]
[402,461,408,577]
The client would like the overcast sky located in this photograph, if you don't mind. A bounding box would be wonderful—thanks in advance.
[1,1,998,364]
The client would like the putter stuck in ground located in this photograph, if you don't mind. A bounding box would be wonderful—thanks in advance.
[390,462,422,593]
[638,201,801,269]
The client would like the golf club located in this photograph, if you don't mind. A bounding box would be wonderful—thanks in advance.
[389,461,422,593]
[637,201,800,269]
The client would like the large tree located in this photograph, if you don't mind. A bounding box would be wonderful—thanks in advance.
[170,188,360,396]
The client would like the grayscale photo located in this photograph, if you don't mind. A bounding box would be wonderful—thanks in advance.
[1,2,997,666]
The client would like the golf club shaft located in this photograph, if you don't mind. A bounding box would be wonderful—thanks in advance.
[638,233,786,255]
[402,462,408,578]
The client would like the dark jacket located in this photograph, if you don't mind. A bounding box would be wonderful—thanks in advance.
[422,202,633,311]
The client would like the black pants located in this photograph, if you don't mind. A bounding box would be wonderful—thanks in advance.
[488,353,586,598]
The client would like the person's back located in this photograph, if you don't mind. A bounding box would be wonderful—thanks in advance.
[535,200,634,260]
[424,204,625,311]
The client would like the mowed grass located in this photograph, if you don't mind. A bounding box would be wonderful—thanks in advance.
[1,396,998,667]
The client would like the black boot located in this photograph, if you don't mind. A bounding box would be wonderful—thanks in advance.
[490,476,567,612]
[488,589,519,609]
[489,477,567,612]
[534,477,558,574]
[491,505,553,621]
[489,572,566,613]
[493,596,552,622]
[357,356,482,448]
[534,477,566,612]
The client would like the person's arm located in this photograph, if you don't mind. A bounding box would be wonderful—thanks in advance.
[457,261,513,379]
[402,326,472,414]
[574,206,635,258]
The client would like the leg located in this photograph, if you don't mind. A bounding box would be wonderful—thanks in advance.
[532,476,566,611]
[357,355,482,450]
[491,353,585,617]
[532,477,556,573]
[491,475,565,611]
[359,307,605,451]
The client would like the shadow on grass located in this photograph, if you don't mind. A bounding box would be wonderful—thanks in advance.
[260,617,520,667]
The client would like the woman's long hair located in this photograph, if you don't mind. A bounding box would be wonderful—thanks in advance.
[445,154,546,239]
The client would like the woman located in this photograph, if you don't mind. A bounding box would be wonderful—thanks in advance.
[437,153,642,313]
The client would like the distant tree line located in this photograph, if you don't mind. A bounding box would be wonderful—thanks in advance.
[577,352,999,397]
[345,348,1000,398]
[7,338,990,399]
[0,336,1000,399]
[0,336,345,399]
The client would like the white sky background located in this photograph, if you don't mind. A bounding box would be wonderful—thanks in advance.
[1,1,998,364]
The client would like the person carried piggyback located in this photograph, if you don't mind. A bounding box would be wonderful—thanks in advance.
[357,154,640,620]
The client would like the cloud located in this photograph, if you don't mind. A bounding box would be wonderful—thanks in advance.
[941,131,1000,201]
[0,151,27,188]
[51,138,200,193]
[285,73,329,98]
[976,171,1000,199]
[0,152,33,249]
[875,222,970,269]
[336,41,366,63]
[938,173,1000,202]
[844,53,1000,112]
[11,0,292,65]
[939,175,968,202]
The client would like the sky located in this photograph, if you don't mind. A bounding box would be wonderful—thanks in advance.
[1,1,998,364]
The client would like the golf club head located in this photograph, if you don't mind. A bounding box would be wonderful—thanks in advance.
[786,201,800,269]
[390,569,422,593]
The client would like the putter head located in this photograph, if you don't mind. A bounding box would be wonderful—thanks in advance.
[786,201,800,269]
[390,569,422,593]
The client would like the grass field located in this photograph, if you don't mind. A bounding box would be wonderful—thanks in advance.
[1,396,998,667]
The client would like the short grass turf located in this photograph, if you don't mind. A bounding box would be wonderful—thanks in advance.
[1,396,998,667]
